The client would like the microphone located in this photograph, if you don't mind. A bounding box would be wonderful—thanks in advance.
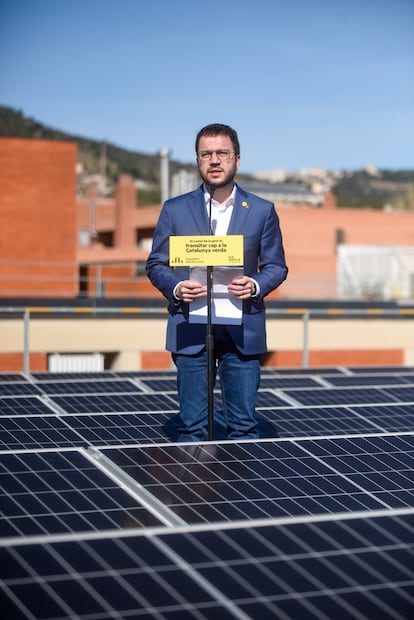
[207,184,216,235]
[206,183,216,199]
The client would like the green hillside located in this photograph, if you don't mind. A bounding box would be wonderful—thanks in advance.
[0,105,194,184]
[1,105,413,209]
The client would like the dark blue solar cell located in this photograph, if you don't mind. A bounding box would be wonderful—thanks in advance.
[382,385,414,402]
[0,383,42,396]
[260,376,321,388]
[286,387,400,406]
[0,396,55,416]
[50,392,177,413]
[255,390,292,407]
[38,379,144,394]
[138,378,177,391]
[2,367,414,619]
[0,373,27,383]
[4,582,66,619]
[0,450,163,537]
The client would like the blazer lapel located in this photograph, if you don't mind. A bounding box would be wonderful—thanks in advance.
[227,187,250,234]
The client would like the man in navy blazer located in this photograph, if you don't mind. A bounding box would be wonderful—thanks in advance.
[146,123,288,442]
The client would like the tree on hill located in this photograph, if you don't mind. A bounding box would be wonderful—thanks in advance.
[1,105,413,209]
[332,170,414,210]
[0,105,195,186]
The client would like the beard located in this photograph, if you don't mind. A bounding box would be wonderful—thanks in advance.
[199,162,238,189]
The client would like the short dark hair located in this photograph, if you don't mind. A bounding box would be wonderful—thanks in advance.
[195,123,240,156]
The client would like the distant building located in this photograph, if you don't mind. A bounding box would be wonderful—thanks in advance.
[1,136,414,304]
[243,181,328,207]
[364,164,380,177]
[252,169,287,183]
[171,169,199,197]
[2,137,414,371]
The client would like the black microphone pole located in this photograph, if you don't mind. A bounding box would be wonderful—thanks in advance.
[207,184,215,440]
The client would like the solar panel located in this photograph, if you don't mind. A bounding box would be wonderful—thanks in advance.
[0,373,28,383]
[382,386,414,402]
[298,434,414,507]
[115,369,177,378]
[3,400,414,451]
[349,403,414,433]
[0,449,164,538]
[259,376,322,389]
[138,378,178,392]
[283,386,414,407]
[325,374,411,387]
[0,383,42,397]
[97,433,414,524]
[0,415,86,450]
[63,412,179,445]
[261,401,414,438]
[2,364,414,618]
[262,366,347,375]
[49,392,179,414]
[347,365,414,374]
[0,396,57,416]
[158,511,414,618]
[257,405,386,438]
[140,374,324,391]
[255,389,294,408]
[34,378,144,395]
[0,410,227,451]
[1,510,413,619]
[31,371,115,381]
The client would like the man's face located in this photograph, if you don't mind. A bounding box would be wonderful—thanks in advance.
[197,134,240,189]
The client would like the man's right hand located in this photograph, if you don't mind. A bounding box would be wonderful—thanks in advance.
[175,280,207,303]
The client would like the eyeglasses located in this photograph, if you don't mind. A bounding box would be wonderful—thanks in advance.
[197,149,235,162]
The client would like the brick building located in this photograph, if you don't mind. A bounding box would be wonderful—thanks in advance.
[1,137,414,371]
[0,138,78,296]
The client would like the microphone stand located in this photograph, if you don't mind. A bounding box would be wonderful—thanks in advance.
[207,186,215,440]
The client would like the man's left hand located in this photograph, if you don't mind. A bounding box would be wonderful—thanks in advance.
[228,276,256,299]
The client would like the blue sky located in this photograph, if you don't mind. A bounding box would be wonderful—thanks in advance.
[1,0,413,173]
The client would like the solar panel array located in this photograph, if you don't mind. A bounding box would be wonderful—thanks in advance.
[1,365,414,618]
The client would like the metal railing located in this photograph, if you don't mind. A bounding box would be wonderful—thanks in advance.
[1,257,414,301]
[1,304,413,374]
[0,259,370,301]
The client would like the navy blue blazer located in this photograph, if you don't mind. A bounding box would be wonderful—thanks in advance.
[146,184,288,355]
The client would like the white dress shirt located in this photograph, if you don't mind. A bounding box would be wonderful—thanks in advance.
[204,185,235,235]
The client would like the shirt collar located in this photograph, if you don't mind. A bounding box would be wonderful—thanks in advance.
[203,184,237,209]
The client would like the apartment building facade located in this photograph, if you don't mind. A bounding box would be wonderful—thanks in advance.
[1,137,413,371]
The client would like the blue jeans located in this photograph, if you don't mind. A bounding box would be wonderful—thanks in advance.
[173,326,261,442]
